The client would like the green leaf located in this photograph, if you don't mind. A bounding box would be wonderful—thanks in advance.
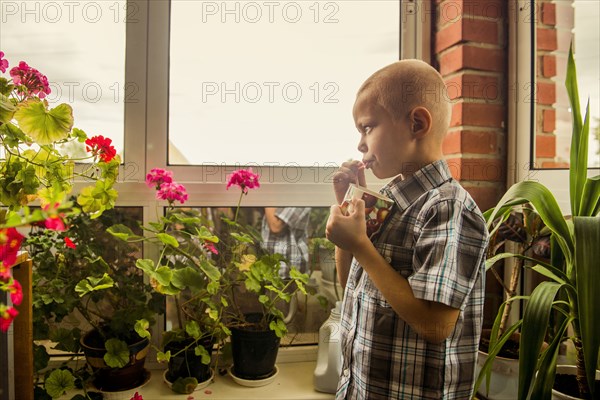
[49,327,81,353]
[74,273,114,297]
[0,93,16,123]
[157,350,171,363]
[171,267,205,290]
[172,377,198,394]
[103,338,130,368]
[231,232,254,243]
[136,259,156,274]
[258,295,269,304]
[196,225,219,242]
[135,319,151,339]
[579,176,600,217]
[269,319,287,338]
[486,181,574,264]
[14,100,73,145]
[565,45,585,217]
[574,216,600,398]
[154,266,173,286]
[200,259,221,281]
[44,369,75,398]
[157,232,179,247]
[107,224,140,241]
[185,320,201,339]
[194,345,211,365]
[518,281,563,399]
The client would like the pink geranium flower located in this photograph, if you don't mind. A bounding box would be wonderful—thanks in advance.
[130,392,143,400]
[9,61,51,99]
[203,242,219,255]
[0,51,8,73]
[8,279,23,306]
[157,182,188,204]
[0,228,24,274]
[226,169,260,194]
[85,135,117,163]
[146,168,173,189]
[0,306,18,332]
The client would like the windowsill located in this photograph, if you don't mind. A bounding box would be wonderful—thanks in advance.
[58,346,335,399]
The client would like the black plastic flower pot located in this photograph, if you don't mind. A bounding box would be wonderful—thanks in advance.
[164,337,213,385]
[230,313,281,380]
[80,329,149,392]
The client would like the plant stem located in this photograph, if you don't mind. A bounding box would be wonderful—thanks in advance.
[234,191,244,223]
[499,254,523,336]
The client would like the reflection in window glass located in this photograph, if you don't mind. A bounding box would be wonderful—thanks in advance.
[0,0,127,158]
[536,0,600,168]
[169,1,400,166]
[165,207,339,345]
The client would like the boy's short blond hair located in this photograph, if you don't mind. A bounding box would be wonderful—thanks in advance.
[357,59,452,138]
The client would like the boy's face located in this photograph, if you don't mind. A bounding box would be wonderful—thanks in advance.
[353,92,415,179]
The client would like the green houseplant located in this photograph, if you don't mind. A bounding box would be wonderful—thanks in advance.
[476,46,600,399]
[0,51,120,334]
[29,207,163,397]
[109,168,228,394]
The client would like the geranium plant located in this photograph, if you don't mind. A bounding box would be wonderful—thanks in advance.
[1,51,120,333]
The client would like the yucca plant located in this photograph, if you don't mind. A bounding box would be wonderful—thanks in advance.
[475,45,600,399]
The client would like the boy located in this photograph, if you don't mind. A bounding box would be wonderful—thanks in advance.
[326,60,488,399]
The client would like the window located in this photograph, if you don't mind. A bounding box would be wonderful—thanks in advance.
[168,1,400,166]
[0,0,128,158]
[511,0,599,214]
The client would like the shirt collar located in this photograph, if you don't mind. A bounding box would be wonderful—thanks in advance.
[380,159,454,213]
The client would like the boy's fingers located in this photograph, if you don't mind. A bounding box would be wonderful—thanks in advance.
[351,198,365,216]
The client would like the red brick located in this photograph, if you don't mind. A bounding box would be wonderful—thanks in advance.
[450,102,505,128]
[438,0,505,24]
[541,161,570,169]
[443,131,462,154]
[537,82,556,105]
[439,45,506,75]
[542,55,556,77]
[536,134,556,158]
[537,28,558,51]
[443,130,500,156]
[445,74,500,101]
[542,109,556,133]
[462,184,505,212]
[446,157,505,182]
[436,19,499,53]
[541,2,556,26]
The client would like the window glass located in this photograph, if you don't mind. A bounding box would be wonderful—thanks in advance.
[534,0,600,168]
[0,0,127,158]
[165,206,338,345]
[168,0,400,166]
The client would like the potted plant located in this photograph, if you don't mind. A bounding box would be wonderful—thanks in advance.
[215,169,310,383]
[28,207,163,397]
[476,207,551,400]
[1,51,120,335]
[110,168,229,394]
[476,46,600,399]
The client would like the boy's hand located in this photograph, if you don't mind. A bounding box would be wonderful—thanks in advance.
[326,198,369,251]
[332,160,366,204]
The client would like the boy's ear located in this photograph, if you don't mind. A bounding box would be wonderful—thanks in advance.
[409,107,432,139]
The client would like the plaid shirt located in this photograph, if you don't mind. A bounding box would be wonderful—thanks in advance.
[261,207,310,278]
[336,160,488,400]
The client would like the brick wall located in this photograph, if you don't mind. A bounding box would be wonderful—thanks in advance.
[434,0,508,212]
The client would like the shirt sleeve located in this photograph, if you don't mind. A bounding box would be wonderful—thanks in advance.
[408,199,488,310]
[275,207,309,230]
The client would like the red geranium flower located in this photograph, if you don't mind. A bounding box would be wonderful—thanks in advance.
[85,135,117,163]
[64,237,76,249]
[0,306,18,332]
[156,182,188,204]
[146,168,173,189]
[8,279,23,306]
[0,228,24,276]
